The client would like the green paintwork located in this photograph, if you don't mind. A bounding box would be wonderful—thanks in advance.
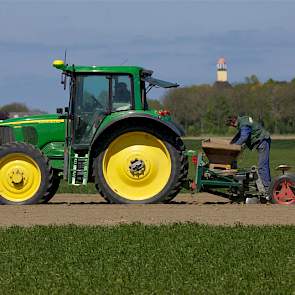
[0,114,65,170]
[42,142,65,159]
[54,64,143,73]
[96,109,171,131]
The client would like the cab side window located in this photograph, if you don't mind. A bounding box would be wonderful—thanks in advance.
[112,75,132,111]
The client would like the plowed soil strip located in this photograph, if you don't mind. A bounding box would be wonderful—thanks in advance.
[0,193,294,226]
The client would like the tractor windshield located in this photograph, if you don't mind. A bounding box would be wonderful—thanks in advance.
[72,74,133,144]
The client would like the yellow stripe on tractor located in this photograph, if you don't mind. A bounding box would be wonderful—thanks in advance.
[0,119,64,126]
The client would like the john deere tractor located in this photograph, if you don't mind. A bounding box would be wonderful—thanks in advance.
[0,60,188,204]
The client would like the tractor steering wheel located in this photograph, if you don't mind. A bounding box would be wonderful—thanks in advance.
[89,95,103,109]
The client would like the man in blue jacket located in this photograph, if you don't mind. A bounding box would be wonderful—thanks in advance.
[226,115,271,193]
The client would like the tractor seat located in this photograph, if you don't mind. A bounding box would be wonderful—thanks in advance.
[275,165,292,174]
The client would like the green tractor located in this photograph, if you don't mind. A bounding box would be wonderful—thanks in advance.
[0,60,188,204]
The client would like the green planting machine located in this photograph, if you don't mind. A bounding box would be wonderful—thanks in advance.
[0,60,294,205]
[187,139,295,205]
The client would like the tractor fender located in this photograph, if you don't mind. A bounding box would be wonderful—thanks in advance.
[90,113,185,152]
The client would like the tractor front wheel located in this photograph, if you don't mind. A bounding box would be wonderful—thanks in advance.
[93,126,188,204]
[0,142,55,204]
[269,174,295,205]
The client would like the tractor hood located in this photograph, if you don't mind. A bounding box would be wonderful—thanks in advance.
[0,114,64,126]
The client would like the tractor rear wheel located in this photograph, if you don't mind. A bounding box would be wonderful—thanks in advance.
[0,142,55,205]
[93,125,188,204]
[269,174,295,205]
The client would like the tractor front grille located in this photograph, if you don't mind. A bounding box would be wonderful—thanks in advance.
[0,126,15,144]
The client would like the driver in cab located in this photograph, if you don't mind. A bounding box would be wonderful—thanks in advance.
[114,82,130,103]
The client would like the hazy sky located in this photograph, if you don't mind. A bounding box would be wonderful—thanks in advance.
[0,1,295,112]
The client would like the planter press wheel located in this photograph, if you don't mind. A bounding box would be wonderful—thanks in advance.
[270,174,295,205]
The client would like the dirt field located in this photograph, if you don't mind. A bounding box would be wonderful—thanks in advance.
[0,193,294,226]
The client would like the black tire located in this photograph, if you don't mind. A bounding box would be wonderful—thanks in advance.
[93,124,188,204]
[269,174,295,205]
[40,172,61,203]
[0,142,55,205]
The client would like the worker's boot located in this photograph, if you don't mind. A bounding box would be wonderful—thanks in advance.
[245,197,260,204]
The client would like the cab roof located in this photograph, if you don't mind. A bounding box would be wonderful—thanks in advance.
[53,60,144,74]
[52,60,178,88]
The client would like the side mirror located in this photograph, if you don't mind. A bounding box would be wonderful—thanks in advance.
[56,108,63,114]
[61,72,67,90]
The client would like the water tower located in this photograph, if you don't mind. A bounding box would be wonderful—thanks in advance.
[216,57,228,82]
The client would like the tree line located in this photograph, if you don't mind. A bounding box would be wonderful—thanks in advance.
[2,77,295,135]
[148,75,295,135]
[0,103,46,120]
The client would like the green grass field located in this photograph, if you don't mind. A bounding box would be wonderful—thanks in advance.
[58,139,295,194]
[0,224,294,294]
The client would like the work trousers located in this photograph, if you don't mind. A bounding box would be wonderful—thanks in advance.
[257,139,271,190]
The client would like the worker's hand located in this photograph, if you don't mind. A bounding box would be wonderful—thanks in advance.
[230,131,240,144]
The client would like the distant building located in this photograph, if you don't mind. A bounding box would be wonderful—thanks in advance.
[214,57,232,88]
[9,111,45,118]
[0,111,9,120]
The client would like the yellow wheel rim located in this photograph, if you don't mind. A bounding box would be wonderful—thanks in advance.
[0,153,41,202]
[103,131,172,201]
